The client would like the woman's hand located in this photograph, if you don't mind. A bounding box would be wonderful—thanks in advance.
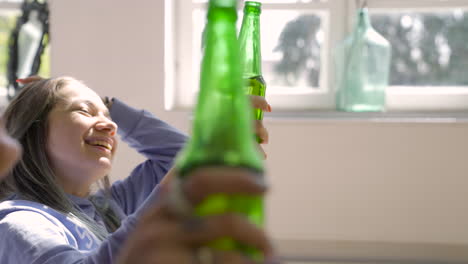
[117,167,277,264]
[250,95,271,159]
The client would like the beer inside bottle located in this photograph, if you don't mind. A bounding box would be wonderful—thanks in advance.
[245,75,266,120]
[239,1,266,124]
[175,0,265,259]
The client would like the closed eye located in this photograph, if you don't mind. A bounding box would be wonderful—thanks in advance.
[78,108,92,115]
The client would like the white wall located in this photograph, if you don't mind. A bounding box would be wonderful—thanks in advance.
[49,0,468,260]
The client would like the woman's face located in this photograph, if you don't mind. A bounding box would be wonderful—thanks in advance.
[0,117,21,179]
[46,81,118,193]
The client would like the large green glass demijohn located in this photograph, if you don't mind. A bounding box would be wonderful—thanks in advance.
[335,2,392,112]
[239,1,267,123]
[175,0,265,257]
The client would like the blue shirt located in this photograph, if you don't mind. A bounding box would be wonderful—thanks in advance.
[0,99,188,263]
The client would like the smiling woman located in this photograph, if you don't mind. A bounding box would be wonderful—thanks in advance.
[1,77,126,239]
[0,76,276,264]
[44,79,118,197]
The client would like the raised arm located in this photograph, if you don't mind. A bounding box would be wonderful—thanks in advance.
[108,98,188,215]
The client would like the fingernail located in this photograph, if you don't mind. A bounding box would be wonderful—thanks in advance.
[267,104,272,112]
[16,79,23,83]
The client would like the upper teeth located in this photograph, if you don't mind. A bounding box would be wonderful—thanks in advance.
[90,140,112,151]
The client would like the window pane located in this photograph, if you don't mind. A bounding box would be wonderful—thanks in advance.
[371,9,468,87]
[192,9,206,92]
[262,10,323,89]
[0,9,19,88]
[38,34,50,78]
[192,9,324,91]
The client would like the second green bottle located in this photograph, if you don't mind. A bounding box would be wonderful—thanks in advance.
[239,1,267,123]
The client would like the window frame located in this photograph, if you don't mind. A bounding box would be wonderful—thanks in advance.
[164,0,468,112]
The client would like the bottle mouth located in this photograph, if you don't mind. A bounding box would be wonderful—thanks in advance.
[211,0,237,8]
[358,7,369,14]
[357,8,370,21]
[245,1,261,7]
[244,1,261,14]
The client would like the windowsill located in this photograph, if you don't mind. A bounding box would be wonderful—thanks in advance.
[264,110,468,123]
[276,239,468,263]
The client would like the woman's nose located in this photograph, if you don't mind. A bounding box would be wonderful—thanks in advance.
[95,117,117,136]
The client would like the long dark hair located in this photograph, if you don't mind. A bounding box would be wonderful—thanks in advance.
[0,77,120,240]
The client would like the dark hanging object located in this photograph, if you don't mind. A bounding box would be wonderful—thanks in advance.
[6,0,49,100]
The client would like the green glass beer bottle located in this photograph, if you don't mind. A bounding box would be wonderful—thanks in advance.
[175,0,264,257]
[239,1,267,123]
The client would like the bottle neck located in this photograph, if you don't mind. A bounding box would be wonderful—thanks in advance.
[202,5,239,96]
[355,8,372,31]
[239,12,262,78]
[179,0,263,173]
[207,1,237,22]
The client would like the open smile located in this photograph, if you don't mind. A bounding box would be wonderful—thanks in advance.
[85,138,114,153]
